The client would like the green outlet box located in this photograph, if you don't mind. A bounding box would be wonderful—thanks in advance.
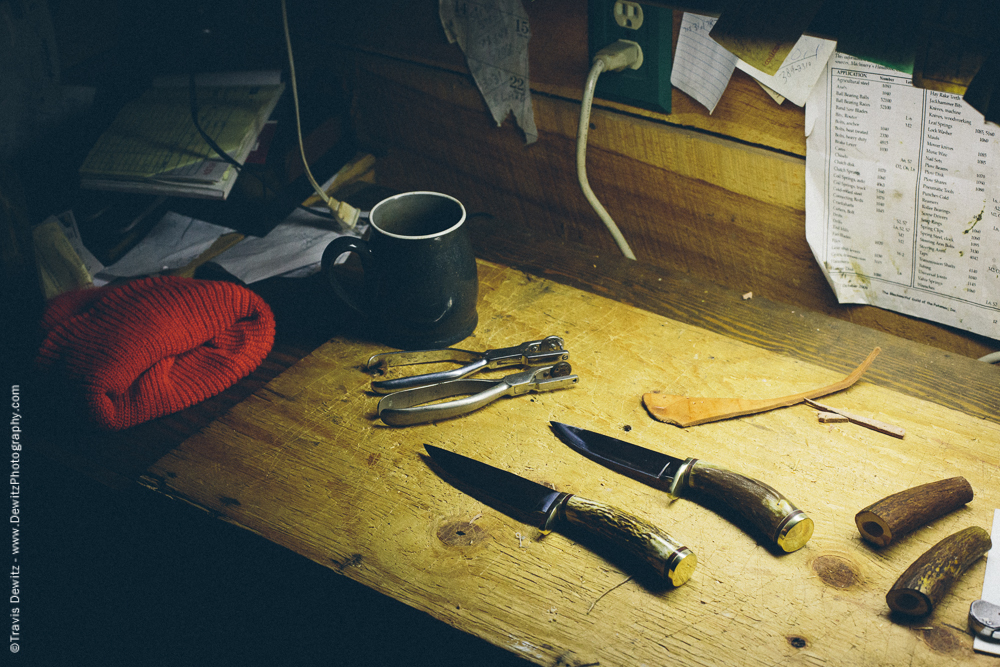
[588,0,672,113]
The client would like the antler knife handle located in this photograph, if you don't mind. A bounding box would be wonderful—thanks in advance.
[559,495,697,587]
[855,477,973,547]
[672,460,814,553]
[886,526,992,617]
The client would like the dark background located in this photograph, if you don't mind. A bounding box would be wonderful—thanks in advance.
[27,456,529,666]
[7,1,530,665]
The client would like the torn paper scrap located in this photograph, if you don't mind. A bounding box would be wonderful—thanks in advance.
[671,13,738,114]
[757,81,786,105]
[735,34,836,107]
[439,0,538,144]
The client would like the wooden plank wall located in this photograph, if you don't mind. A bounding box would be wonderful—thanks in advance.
[309,0,997,359]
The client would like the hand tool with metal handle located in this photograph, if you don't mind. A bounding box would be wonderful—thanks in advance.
[550,421,814,553]
[424,445,696,585]
[378,362,578,426]
[366,335,569,394]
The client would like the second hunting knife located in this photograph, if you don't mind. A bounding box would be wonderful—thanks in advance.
[550,422,814,552]
[424,445,696,585]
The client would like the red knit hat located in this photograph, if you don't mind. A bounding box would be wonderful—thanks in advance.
[36,275,275,430]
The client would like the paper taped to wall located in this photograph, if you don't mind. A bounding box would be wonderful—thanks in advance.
[672,13,835,111]
[671,14,738,114]
[735,33,836,107]
[439,0,538,144]
[806,52,1000,340]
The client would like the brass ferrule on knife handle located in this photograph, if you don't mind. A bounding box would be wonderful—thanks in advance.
[855,477,974,547]
[668,459,814,553]
[886,526,992,617]
[557,495,697,587]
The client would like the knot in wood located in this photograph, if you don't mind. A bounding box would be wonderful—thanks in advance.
[437,520,489,547]
[812,554,862,589]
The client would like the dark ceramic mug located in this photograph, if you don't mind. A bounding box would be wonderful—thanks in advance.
[321,191,479,349]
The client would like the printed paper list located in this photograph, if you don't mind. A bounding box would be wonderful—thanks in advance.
[806,53,1000,339]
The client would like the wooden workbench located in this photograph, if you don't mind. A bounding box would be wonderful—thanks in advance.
[94,227,1000,667]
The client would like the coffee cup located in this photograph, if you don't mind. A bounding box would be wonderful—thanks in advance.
[321,191,479,349]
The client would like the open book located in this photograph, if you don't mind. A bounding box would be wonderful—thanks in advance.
[79,71,285,200]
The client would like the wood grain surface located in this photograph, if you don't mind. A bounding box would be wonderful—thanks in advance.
[315,0,999,358]
[140,260,1000,666]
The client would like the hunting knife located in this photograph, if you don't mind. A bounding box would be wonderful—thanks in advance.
[550,422,814,553]
[424,444,696,585]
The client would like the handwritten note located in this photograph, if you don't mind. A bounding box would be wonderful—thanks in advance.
[671,13,738,114]
[439,0,538,144]
[735,34,836,107]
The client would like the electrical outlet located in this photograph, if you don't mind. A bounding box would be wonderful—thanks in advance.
[614,1,643,29]
[588,0,672,113]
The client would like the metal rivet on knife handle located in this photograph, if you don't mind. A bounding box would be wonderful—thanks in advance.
[855,477,974,548]
[559,495,697,587]
[886,526,992,617]
[674,460,814,553]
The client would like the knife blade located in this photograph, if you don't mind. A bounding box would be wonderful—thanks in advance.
[424,444,696,586]
[550,422,814,553]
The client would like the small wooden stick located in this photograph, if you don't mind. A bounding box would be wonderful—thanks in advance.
[168,232,245,278]
[803,398,905,438]
[817,411,848,423]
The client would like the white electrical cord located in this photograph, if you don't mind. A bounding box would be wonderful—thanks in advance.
[978,351,1000,363]
[280,0,360,229]
[576,40,644,261]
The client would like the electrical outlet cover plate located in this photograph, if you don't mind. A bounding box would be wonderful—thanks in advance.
[588,0,672,113]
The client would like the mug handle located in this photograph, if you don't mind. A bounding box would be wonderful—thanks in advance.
[321,236,372,315]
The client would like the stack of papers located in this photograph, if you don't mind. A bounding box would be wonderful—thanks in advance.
[672,13,835,112]
[96,209,365,285]
[671,2,1000,116]
[79,71,284,200]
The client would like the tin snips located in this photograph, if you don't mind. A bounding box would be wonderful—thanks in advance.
[366,336,578,425]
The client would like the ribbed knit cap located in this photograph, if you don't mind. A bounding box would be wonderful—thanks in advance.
[36,275,275,430]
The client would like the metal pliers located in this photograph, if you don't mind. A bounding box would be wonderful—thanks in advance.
[366,336,569,394]
[377,361,578,426]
